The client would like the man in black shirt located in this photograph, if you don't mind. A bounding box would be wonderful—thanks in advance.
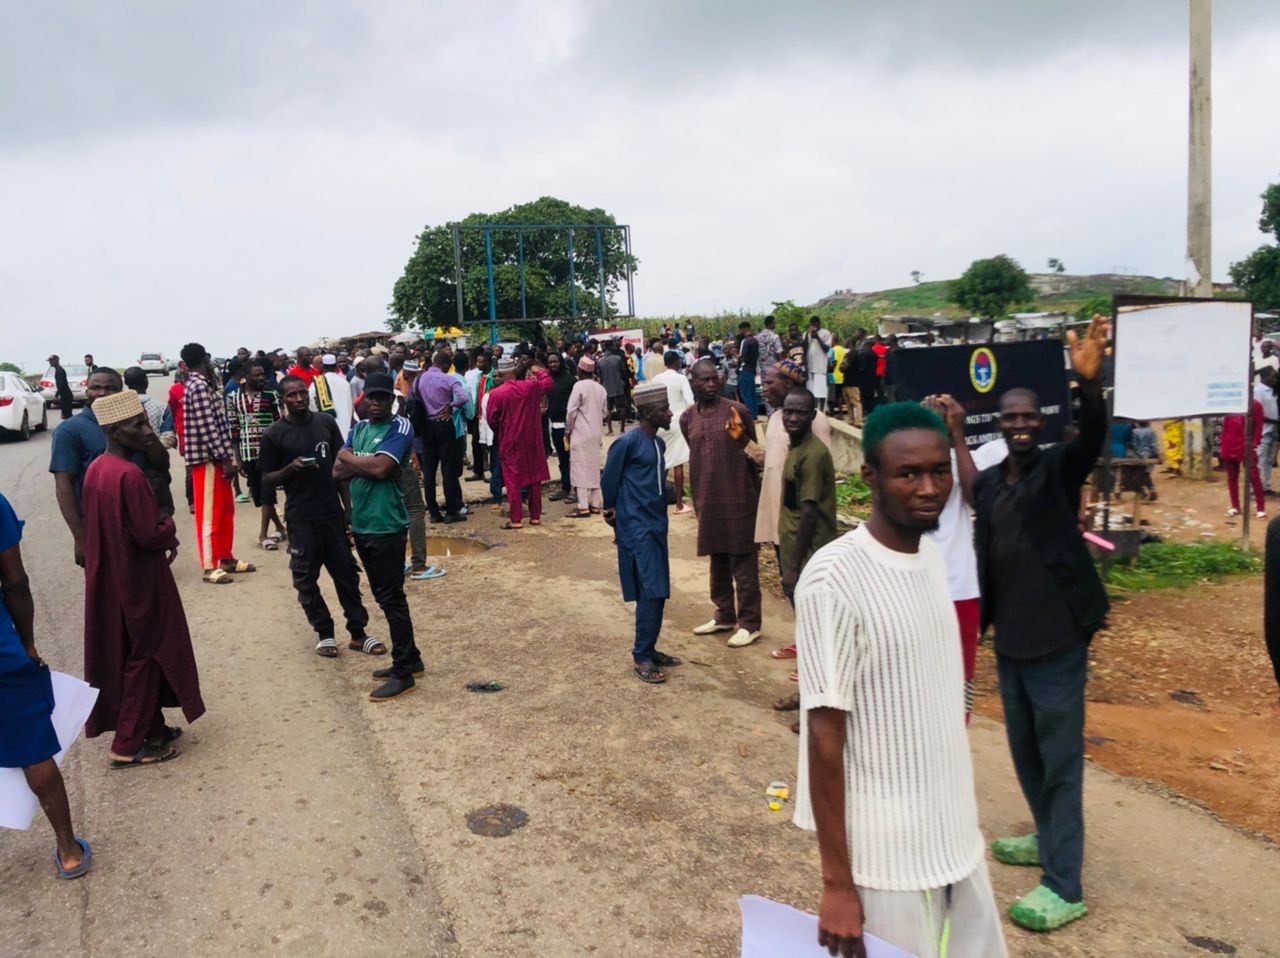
[736,321,760,420]
[972,314,1109,933]
[260,376,382,661]
[48,354,75,420]
[597,342,629,435]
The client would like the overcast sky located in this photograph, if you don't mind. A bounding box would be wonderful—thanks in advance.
[2,0,1278,370]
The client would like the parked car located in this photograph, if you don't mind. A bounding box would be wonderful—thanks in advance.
[0,372,48,440]
[38,364,90,408]
[139,352,168,375]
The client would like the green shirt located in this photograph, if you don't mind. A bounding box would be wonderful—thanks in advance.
[346,417,413,535]
[778,430,837,572]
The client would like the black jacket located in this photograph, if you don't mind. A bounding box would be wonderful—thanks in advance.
[973,382,1109,637]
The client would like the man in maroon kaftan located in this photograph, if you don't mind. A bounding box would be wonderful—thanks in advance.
[485,360,553,527]
[82,390,205,766]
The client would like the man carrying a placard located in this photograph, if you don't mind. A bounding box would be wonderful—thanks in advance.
[973,315,1109,932]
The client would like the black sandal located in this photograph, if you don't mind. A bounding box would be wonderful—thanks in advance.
[109,744,180,770]
[650,651,682,668]
[633,662,667,684]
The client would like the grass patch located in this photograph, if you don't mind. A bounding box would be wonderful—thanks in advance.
[835,475,872,513]
[1103,542,1261,593]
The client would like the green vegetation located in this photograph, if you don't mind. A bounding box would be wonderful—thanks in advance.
[948,254,1034,320]
[390,196,637,338]
[835,474,872,511]
[1229,179,1280,312]
[1103,542,1260,593]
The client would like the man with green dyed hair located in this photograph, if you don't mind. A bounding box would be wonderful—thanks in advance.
[795,399,1006,958]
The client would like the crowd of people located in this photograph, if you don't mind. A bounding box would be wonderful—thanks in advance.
[0,313,1138,953]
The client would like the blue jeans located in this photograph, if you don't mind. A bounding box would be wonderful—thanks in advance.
[738,370,759,418]
[997,643,1088,903]
[633,598,665,663]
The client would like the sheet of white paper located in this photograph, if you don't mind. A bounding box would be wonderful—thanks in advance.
[1113,299,1252,420]
[740,895,917,958]
[0,671,98,831]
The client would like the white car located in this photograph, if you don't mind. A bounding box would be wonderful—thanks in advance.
[139,353,168,375]
[0,372,48,440]
[38,365,90,408]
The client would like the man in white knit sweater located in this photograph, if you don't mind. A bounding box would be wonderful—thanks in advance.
[794,401,1006,958]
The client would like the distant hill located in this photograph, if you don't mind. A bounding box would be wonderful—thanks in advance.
[814,273,1185,315]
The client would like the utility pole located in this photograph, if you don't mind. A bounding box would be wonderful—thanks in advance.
[1188,0,1216,487]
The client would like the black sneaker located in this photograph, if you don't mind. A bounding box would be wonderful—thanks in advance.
[443,512,467,523]
[429,512,445,524]
[373,662,425,678]
[369,675,416,701]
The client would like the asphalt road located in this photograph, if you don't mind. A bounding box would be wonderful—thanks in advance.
[0,377,454,958]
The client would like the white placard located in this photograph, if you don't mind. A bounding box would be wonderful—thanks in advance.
[740,895,916,958]
[1113,299,1251,420]
[0,671,98,831]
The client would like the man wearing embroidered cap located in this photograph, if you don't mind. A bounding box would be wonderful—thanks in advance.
[603,380,681,684]
[81,390,205,769]
[309,353,355,443]
[564,355,608,517]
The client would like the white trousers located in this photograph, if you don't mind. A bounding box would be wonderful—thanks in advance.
[859,859,1007,958]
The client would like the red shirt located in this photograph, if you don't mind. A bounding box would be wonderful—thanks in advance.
[167,382,186,455]
[287,365,317,386]
[1220,400,1263,462]
[872,343,890,378]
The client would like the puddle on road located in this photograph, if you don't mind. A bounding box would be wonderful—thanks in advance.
[414,537,491,558]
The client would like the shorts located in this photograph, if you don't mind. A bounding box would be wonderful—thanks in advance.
[243,458,277,508]
[0,658,61,768]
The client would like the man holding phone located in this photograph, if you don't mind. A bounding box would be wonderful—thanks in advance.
[259,376,383,660]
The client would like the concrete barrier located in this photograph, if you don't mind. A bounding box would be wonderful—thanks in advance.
[757,416,865,475]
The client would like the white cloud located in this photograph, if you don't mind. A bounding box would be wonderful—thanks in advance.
[1,2,1278,370]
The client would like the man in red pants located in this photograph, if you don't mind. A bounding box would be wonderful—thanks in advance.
[180,342,254,584]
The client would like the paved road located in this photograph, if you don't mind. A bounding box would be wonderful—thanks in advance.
[0,378,454,958]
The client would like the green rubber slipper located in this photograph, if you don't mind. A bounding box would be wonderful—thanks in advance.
[1009,884,1088,932]
[992,833,1040,866]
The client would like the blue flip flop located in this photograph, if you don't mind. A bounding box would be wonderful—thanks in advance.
[54,837,91,879]
[409,566,445,581]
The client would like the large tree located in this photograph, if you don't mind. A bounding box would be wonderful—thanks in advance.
[389,196,637,336]
[1229,179,1280,311]
[948,254,1033,320]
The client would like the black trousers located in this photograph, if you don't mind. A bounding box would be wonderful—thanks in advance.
[58,394,74,420]
[354,529,421,678]
[550,425,570,492]
[468,415,486,478]
[422,418,462,515]
[287,515,369,640]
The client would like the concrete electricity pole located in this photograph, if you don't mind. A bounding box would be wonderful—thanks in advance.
[1188,0,1215,482]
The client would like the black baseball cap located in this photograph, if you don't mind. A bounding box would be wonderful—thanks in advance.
[364,372,395,396]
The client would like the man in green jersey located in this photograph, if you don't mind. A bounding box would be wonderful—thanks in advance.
[334,372,423,701]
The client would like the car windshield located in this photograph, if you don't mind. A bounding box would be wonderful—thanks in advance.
[141,353,162,360]
[49,365,90,378]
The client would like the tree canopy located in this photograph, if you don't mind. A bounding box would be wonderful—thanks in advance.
[389,196,637,336]
[1229,179,1280,311]
[947,254,1033,320]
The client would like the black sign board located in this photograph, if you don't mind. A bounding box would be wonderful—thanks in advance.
[886,340,1072,448]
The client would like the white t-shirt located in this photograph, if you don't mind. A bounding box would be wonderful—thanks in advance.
[807,330,832,375]
[926,438,1009,602]
[792,524,985,891]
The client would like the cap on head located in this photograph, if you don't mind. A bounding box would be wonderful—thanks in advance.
[94,390,145,426]
[363,372,396,396]
[577,356,597,373]
[322,353,337,365]
[774,358,805,387]
[402,360,421,373]
[497,357,517,373]
[633,382,667,406]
